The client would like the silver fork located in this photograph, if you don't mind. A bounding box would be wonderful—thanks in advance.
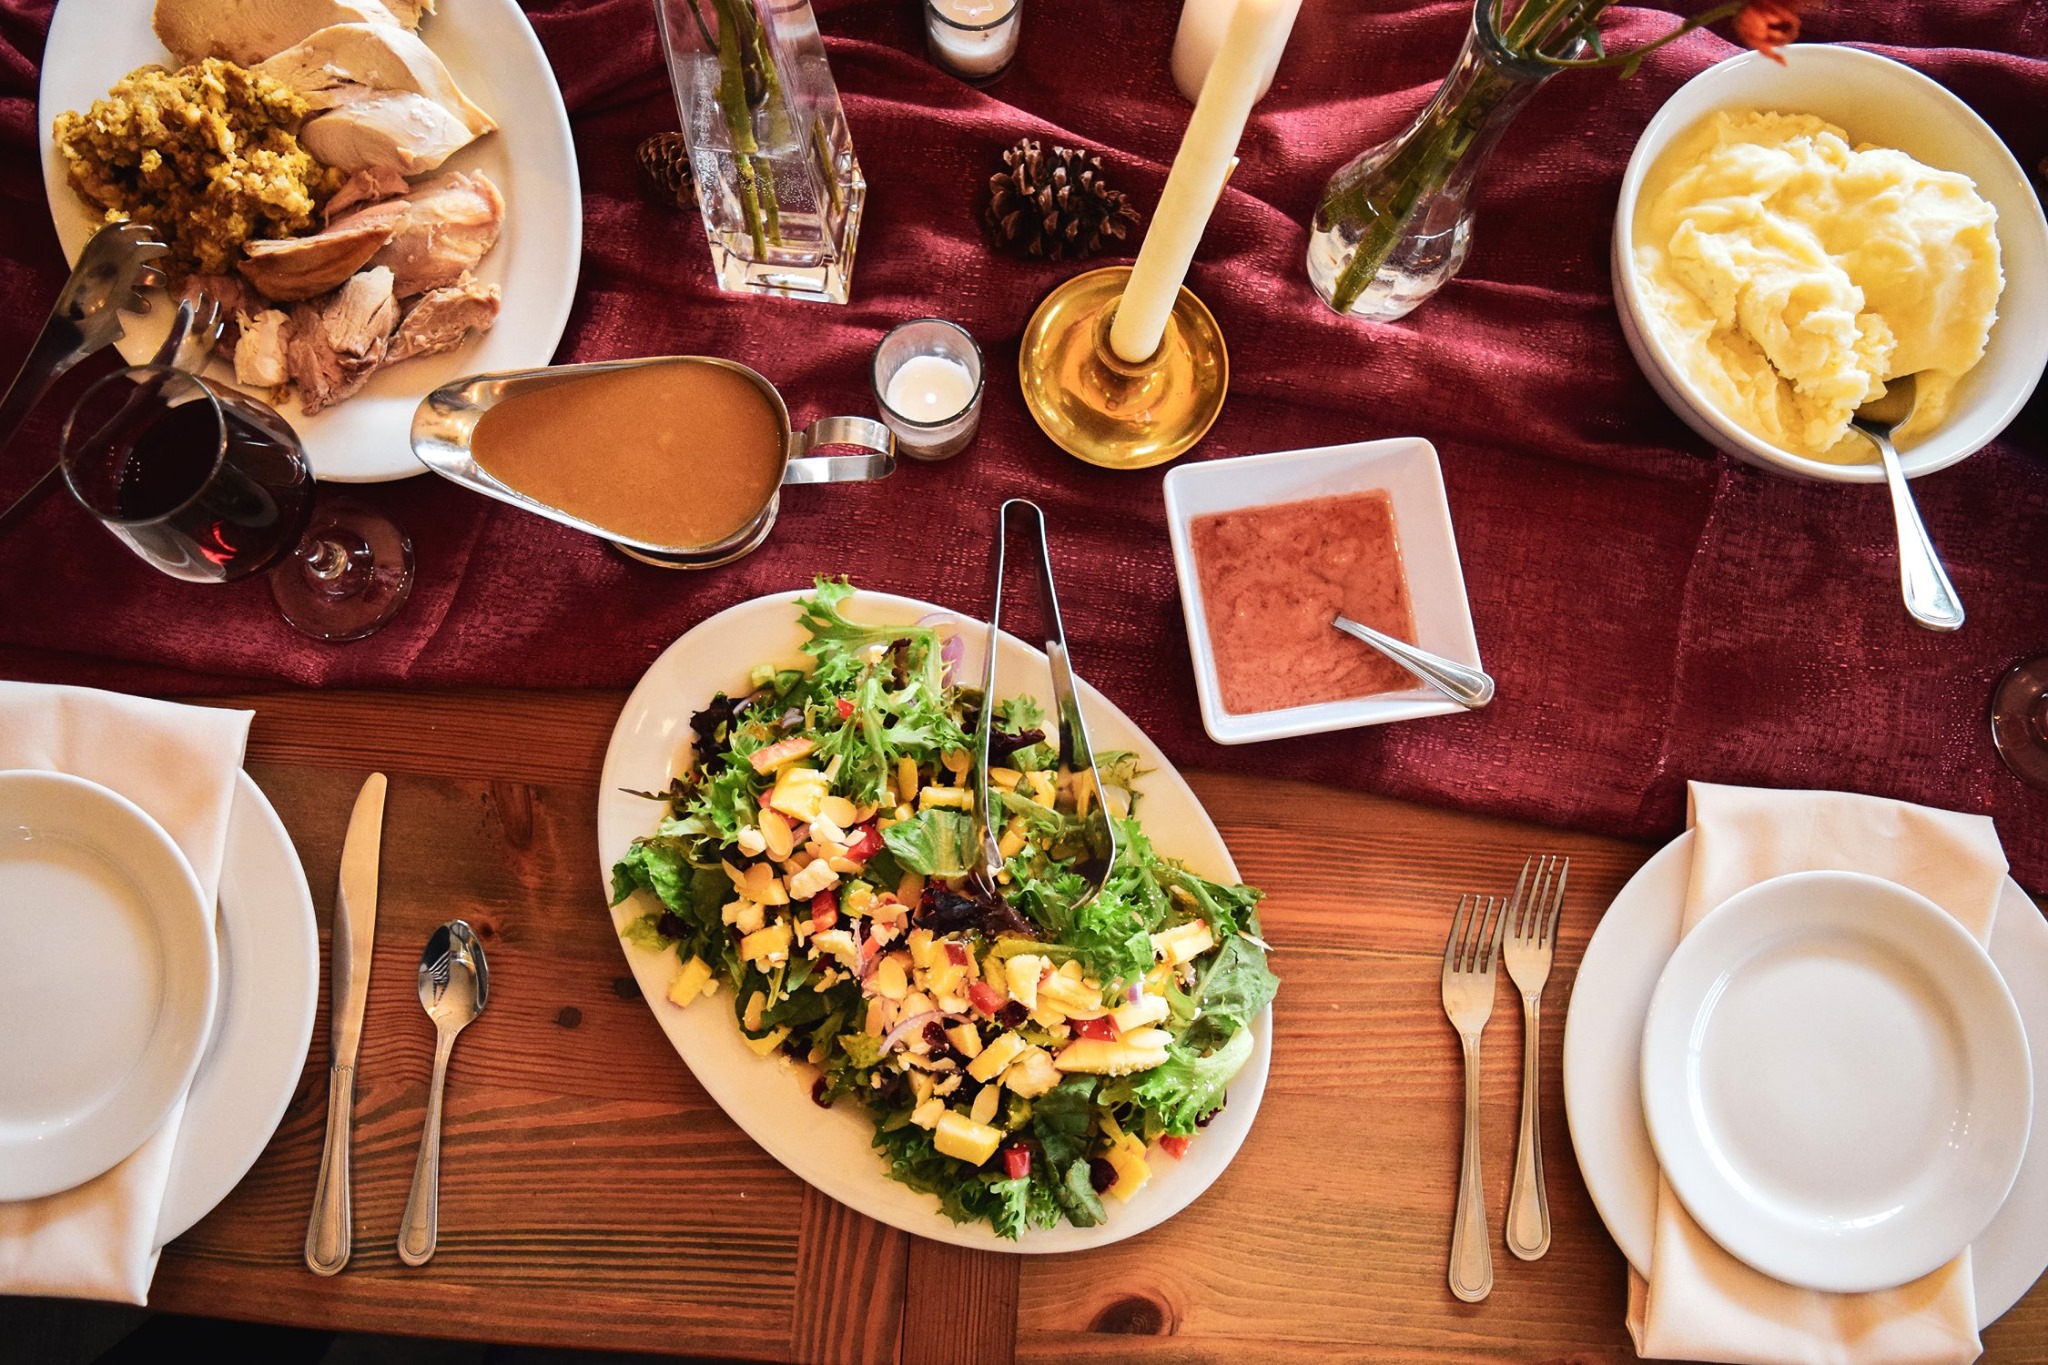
[1503,854,1568,1261]
[1442,892,1507,1303]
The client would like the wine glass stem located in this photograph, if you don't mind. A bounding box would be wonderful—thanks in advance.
[302,535,354,584]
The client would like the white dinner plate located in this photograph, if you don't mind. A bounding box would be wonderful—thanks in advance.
[595,590,1274,1252]
[1639,870,2031,1294]
[37,0,583,483]
[1566,831,2048,1321]
[158,770,319,1245]
[0,770,217,1201]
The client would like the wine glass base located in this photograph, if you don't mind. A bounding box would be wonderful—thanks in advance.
[1990,656,2048,791]
[272,499,415,642]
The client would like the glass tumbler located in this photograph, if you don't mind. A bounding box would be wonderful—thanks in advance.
[871,319,985,462]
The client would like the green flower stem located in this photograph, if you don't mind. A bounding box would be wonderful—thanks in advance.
[1319,66,1519,314]
[705,0,784,255]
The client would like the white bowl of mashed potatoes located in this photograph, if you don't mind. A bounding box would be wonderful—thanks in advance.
[1614,45,2048,482]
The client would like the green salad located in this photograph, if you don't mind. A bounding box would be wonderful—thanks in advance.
[611,579,1277,1238]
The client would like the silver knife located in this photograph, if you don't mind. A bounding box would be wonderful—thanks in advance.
[306,772,387,1276]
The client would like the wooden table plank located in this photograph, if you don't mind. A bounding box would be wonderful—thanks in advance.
[127,690,2048,1363]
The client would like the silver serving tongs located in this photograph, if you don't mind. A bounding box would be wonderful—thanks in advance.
[974,499,1118,905]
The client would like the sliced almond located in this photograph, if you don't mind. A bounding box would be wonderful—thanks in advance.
[760,807,795,860]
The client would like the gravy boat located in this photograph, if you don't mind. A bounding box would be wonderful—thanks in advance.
[412,356,895,569]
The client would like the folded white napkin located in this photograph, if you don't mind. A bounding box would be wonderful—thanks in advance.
[1627,781,2011,1365]
[0,681,252,1304]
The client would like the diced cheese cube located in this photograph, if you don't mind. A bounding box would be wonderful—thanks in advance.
[1004,954,1045,1010]
[1152,920,1215,967]
[1103,1133,1151,1201]
[907,929,937,970]
[787,858,840,901]
[812,928,859,970]
[665,955,714,1007]
[933,1110,1002,1165]
[925,958,965,999]
[743,1026,790,1056]
[767,766,830,822]
[918,785,973,811]
[720,899,765,934]
[967,1031,1027,1082]
[735,826,767,857]
[1001,1046,1060,1097]
[945,1022,983,1058]
[910,1097,946,1130]
[740,920,791,966]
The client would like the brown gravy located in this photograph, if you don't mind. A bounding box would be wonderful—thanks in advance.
[470,361,785,548]
[1191,490,1418,714]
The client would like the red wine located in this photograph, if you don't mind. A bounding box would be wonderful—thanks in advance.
[106,396,315,582]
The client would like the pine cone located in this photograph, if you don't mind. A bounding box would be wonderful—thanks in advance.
[637,132,694,208]
[985,139,1141,263]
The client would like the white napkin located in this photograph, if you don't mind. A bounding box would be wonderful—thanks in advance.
[1627,781,2010,1365]
[0,681,252,1304]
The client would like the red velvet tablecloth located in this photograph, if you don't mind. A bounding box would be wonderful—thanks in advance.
[2,0,2045,885]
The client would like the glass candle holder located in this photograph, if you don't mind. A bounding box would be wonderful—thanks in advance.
[924,0,1021,87]
[871,319,985,462]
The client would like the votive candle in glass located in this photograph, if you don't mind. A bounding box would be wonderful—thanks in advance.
[872,319,985,461]
[925,0,1021,87]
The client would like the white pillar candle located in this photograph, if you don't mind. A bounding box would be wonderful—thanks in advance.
[1171,0,1301,105]
[885,354,976,423]
[926,0,1021,82]
[1109,0,1295,364]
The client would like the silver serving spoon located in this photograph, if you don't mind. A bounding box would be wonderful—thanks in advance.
[1332,615,1495,709]
[397,919,489,1267]
[1849,373,1964,633]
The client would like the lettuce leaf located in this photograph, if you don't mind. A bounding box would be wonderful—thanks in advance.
[881,809,977,877]
[1113,1028,1253,1137]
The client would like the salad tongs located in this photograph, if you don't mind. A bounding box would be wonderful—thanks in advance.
[974,498,1118,906]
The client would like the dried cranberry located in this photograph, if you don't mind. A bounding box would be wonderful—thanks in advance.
[655,911,690,940]
[996,1001,1028,1029]
[953,1074,984,1107]
[810,1076,832,1108]
[921,1020,957,1063]
[1088,1157,1117,1193]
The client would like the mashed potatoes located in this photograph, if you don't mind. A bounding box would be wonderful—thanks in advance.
[1634,110,2003,461]
[54,58,338,277]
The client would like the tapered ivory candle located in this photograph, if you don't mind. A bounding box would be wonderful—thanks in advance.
[1108,0,1295,364]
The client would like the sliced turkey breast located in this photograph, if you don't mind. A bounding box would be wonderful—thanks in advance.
[298,91,481,175]
[362,170,504,297]
[237,202,404,301]
[389,272,499,363]
[152,0,413,66]
[256,23,493,135]
[286,266,397,413]
[324,165,410,223]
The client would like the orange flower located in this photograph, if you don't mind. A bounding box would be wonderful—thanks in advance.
[1733,0,1805,62]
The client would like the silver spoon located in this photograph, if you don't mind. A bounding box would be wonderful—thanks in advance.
[397,919,489,1267]
[1849,373,1964,633]
[1332,615,1495,709]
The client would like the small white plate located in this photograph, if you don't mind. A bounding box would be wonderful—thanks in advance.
[0,770,218,1201]
[157,771,319,1245]
[595,590,1272,1252]
[1161,438,1483,745]
[1639,869,2032,1294]
[36,0,583,483]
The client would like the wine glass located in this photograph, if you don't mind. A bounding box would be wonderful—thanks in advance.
[1991,656,2048,791]
[60,364,413,641]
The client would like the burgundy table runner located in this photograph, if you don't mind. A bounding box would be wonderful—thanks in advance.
[2,0,2045,886]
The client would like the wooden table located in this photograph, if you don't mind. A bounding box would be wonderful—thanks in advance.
[139,688,2048,1362]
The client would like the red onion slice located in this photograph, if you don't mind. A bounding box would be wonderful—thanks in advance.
[877,1009,970,1054]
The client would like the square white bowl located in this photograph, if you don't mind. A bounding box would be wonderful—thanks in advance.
[1161,438,1484,745]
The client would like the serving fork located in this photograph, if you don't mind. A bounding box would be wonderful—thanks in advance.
[1502,854,1568,1262]
[1442,892,1507,1303]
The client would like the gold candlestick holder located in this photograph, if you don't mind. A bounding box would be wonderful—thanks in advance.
[1017,266,1228,471]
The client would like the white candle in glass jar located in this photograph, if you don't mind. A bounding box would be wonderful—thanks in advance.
[885,354,976,423]
[1171,0,1301,104]
[927,0,1021,81]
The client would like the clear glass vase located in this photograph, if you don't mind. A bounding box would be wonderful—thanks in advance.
[1306,0,1565,322]
[653,0,866,304]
